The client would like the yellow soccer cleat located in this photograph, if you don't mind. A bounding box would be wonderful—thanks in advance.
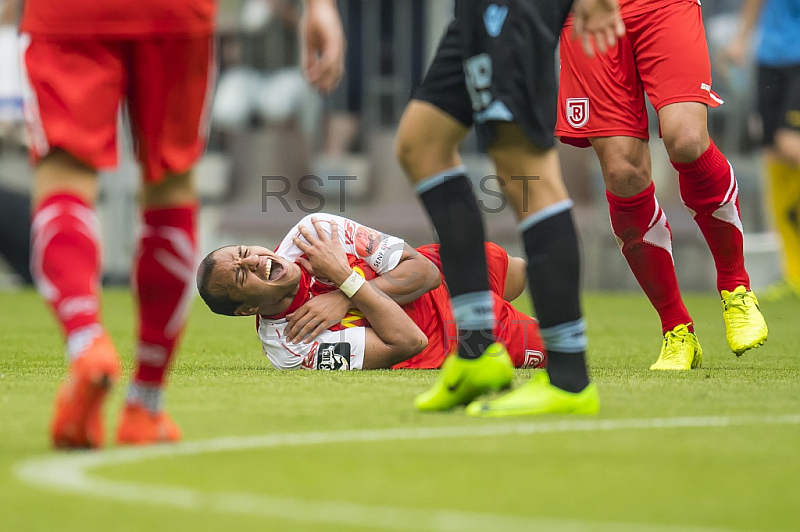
[414,343,514,411]
[721,286,768,356]
[465,371,599,417]
[649,324,703,371]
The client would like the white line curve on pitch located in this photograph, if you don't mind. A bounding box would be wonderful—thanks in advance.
[16,414,800,532]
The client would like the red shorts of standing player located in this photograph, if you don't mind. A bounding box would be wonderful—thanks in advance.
[555,0,768,370]
[21,0,345,449]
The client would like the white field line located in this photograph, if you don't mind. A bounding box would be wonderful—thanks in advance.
[15,415,800,532]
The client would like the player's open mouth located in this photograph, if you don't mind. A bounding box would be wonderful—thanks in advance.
[265,258,284,281]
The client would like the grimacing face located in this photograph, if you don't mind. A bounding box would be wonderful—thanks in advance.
[208,245,302,315]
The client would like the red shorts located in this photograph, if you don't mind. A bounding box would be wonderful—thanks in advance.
[395,243,546,369]
[495,295,546,369]
[20,34,215,183]
[556,1,722,148]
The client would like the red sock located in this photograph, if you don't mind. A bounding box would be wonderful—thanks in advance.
[607,184,693,334]
[672,139,750,292]
[31,194,104,357]
[133,204,197,386]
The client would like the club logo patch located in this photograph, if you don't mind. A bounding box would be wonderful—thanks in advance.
[483,4,508,38]
[566,98,589,128]
[315,343,352,371]
[521,349,546,369]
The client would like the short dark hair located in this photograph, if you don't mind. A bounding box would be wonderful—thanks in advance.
[196,251,241,316]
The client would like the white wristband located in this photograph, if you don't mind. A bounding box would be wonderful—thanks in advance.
[338,270,366,298]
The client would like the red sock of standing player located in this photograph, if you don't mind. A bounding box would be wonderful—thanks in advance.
[607,183,693,334]
[127,204,197,412]
[672,139,750,293]
[31,193,105,356]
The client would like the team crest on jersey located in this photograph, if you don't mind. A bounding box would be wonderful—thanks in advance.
[521,349,545,369]
[315,343,351,370]
[483,4,508,38]
[566,98,590,128]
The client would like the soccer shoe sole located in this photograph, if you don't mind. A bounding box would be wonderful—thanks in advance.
[116,404,183,446]
[466,383,600,418]
[51,371,115,449]
[730,335,767,357]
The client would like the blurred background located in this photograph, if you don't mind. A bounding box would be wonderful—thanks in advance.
[0,0,780,291]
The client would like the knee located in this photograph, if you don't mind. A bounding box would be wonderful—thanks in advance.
[394,125,460,182]
[142,171,196,207]
[393,126,420,173]
[663,127,709,164]
[602,156,651,198]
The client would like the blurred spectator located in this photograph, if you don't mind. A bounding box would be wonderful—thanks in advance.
[725,0,800,300]
[0,0,23,142]
[211,0,321,138]
[322,0,362,157]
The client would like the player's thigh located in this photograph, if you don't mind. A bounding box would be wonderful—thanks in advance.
[128,35,214,185]
[21,36,123,173]
[632,3,722,114]
[657,101,710,163]
[395,100,469,182]
[556,25,648,147]
[489,123,568,218]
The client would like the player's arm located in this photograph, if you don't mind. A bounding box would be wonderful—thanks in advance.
[284,244,440,343]
[293,218,427,363]
[300,0,345,93]
[504,256,527,302]
[369,243,442,304]
[725,0,764,65]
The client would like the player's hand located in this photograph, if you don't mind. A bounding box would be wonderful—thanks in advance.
[723,39,749,67]
[572,0,625,57]
[300,0,345,93]
[293,217,351,285]
[285,290,350,344]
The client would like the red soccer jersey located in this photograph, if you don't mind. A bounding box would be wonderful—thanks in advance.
[20,0,216,37]
[258,239,545,370]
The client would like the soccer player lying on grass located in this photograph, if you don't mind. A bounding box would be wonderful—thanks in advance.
[196,214,546,371]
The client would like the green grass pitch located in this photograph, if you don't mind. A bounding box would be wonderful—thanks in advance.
[2,289,799,531]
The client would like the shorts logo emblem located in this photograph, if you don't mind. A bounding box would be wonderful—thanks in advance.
[522,350,545,369]
[483,4,508,38]
[566,98,589,128]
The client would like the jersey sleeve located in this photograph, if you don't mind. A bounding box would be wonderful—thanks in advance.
[274,213,405,275]
[257,317,367,370]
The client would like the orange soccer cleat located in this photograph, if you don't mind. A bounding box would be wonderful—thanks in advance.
[116,403,182,446]
[50,333,122,449]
